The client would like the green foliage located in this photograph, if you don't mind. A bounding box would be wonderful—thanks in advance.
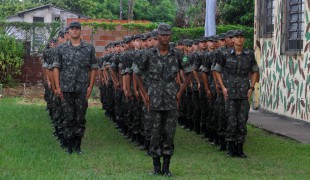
[0,35,25,85]
[218,0,255,26]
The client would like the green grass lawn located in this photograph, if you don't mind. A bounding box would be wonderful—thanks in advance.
[0,97,310,179]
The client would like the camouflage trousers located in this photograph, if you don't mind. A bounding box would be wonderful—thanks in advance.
[225,99,250,143]
[123,97,133,132]
[106,80,115,114]
[61,91,88,139]
[216,93,227,136]
[206,92,218,133]
[143,106,152,140]
[200,88,209,125]
[186,88,193,128]
[114,89,124,125]
[192,90,201,133]
[148,110,178,157]
[132,97,143,135]
[52,94,64,136]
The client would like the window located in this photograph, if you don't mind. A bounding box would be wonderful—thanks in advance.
[284,0,304,52]
[33,17,44,23]
[259,0,275,37]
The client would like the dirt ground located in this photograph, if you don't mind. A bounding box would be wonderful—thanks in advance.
[1,84,101,107]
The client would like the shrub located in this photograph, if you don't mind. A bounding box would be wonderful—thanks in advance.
[0,35,25,85]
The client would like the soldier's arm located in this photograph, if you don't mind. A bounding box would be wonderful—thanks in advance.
[214,53,227,100]
[87,46,99,99]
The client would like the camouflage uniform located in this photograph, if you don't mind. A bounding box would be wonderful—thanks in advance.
[53,40,98,140]
[211,45,229,148]
[134,47,192,157]
[214,48,259,143]
[42,48,54,118]
[111,51,125,132]
[189,51,203,134]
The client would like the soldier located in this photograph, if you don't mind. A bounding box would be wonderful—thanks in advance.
[214,30,259,158]
[53,21,98,154]
[42,39,57,118]
[189,39,203,134]
[134,23,192,176]
[211,32,230,151]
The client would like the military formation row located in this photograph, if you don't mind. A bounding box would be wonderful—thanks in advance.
[41,22,259,176]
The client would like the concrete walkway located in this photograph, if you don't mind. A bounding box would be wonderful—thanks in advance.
[248,110,310,144]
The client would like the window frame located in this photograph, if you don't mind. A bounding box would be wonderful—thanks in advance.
[282,0,304,55]
[259,0,275,38]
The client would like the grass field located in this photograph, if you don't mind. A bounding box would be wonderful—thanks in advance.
[1,97,310,179]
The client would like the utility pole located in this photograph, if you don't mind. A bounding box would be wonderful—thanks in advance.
[205,0,216,36]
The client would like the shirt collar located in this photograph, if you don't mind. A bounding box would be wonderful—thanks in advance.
[230,48,248,55]
[153,45,175,56]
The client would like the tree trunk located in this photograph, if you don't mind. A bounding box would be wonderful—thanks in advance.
[127,0,135,20]
[120,0,123,20]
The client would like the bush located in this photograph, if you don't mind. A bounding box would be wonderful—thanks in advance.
[0,35,25,85]
[172,24,254,49]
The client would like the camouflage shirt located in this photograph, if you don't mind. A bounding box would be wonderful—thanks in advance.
[52,40,98,93]
[189,51,204,91]
[134,46,192,111]
[214,48,259,99]
[42,48,55,70]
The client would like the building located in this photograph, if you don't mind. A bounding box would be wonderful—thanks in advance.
[5,4,86,53]
[254,0,310,121]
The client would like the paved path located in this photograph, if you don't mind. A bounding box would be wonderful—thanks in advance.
[248,110,310,144]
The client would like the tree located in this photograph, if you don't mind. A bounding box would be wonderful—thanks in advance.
[218,0,254,26]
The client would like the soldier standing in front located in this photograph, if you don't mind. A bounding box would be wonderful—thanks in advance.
[53,22,98,154]
[214,30,259,158]
[134,23,192,176]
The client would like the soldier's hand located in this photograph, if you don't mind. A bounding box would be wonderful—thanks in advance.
[176,91,182,110]
[222,87,228,101]
[144,94,150,112]
[134,90,140,100]
[215,85,220,95]
[205,88,212,101]
[56,87,64,100]
[247,89,253,101]
[198,83,201,90]
[86,87,92,99]
[47,81,51,89]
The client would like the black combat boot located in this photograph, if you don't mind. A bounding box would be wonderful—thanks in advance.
[236,143,247,158]
[162,155,173,177]
[151,157,161,175]
[66,138,74,154]
[218,136,227,151]
[74,136,83,154]
[227,141,236,157]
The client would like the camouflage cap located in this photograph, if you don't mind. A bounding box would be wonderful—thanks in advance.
[58,30,65,38]
[157,23,172,35]
[207,36,215,42]
[140,34,147,40]
[225,30,235,38]
[65,27,70,33]
[193,39,200,45]
[69,21,81,28]
[218,33,226,40]
[133,34,143,40]
[50,38,57,43]
[214,35,219,41]
[145,32,152,39]
[124,36,133,43]
[185,40,193,46]
[234,30,245,36]
[151,29,158,38]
